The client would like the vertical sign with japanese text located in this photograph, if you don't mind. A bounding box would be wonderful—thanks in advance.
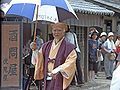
[1,24,20,88]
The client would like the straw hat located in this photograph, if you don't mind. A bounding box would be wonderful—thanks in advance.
[108,32,114,37]
[100,32,107,37]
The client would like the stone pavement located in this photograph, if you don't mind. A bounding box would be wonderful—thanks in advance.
[30,72,111,90]
[70,72,111,90]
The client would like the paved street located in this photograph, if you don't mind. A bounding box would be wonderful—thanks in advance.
[30,72,111,90]
[70,72,111,90]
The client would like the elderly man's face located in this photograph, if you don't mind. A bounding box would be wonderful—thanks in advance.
[52,27,65,40]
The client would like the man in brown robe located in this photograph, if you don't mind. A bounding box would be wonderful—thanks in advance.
[30,22,77,90]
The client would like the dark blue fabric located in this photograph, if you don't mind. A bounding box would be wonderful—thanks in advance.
[88,39,99,61]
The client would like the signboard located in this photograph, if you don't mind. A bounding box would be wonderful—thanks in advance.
[1,23,21,88]
[37,5,58,23]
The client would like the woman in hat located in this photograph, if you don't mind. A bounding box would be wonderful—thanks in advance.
[97,32,107,71]
[98,32,107,46]
[88,30,99,80]
[101,32,116,80]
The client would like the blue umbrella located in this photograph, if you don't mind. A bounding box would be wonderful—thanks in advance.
[1,0,78,41]
[1,0,78,22]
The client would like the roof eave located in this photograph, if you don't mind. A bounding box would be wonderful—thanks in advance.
[86,0,120,14]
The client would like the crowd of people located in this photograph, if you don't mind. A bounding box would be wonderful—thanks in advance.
[23,22,120,90]
[88,28,120,90]
[88,28,120,80]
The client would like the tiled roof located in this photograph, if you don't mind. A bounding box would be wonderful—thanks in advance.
[68,0,114,16]
[93,0,120,10]
[1,0,115,16]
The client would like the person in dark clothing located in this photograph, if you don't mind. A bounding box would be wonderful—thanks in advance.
[23,50,35,90]
[24,50,43,90]
[88,30,99,80]
[24,29,44,90]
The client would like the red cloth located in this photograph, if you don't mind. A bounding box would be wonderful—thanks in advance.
[116,46,120,54]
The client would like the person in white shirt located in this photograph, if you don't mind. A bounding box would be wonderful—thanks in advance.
[110,63,120,90]
[65,26,80,53]
[102,32,116,80]
[65,25,84,86]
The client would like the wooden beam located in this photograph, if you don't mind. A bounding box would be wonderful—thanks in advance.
[84,28,89,82]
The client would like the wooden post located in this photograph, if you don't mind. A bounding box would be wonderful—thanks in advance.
[112,17,117,33]
[84,28,89,82]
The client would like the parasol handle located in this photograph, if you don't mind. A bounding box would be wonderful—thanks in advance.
[33,5,39,42]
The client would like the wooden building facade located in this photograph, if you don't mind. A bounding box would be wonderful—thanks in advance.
[1,0,120,89]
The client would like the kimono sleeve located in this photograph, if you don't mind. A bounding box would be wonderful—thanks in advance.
[59,49,77,79]
[60,49,77,89]
[32,48,44,80]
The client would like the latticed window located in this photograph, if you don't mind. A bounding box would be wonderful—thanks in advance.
[105,20,112,33]
[70,25,87,66]
[70,25,86,47]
